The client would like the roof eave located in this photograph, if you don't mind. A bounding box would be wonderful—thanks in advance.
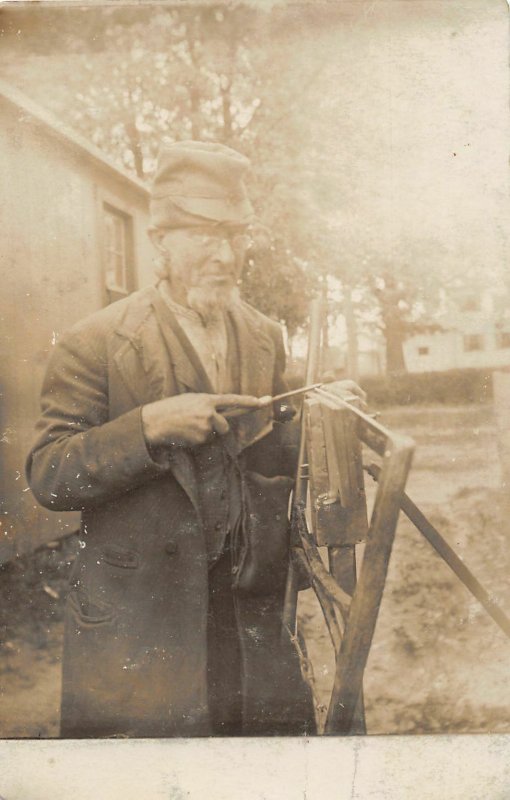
[0,78,150,199]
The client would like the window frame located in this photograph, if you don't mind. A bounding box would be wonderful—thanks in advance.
[495,330,510,350]
[463,333,484,353]
[459,296,481,313]
[97,193,137,306]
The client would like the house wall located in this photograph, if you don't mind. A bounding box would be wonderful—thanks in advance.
[404,332,459,373]
[0,94,153,562]
[404,317,510,373]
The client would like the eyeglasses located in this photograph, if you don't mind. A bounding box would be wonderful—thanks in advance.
[177,227,253,255]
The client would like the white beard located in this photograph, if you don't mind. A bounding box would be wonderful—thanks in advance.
[186,285,240,323]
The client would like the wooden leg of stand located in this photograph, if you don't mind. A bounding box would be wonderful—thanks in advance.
[282,556,300,642]
[329,545,366,735]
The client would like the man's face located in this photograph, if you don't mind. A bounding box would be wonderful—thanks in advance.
[157,224,251,318]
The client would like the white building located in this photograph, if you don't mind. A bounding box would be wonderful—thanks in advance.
[404,289,510,373]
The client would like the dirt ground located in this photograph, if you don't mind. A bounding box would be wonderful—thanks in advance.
[1,403,509,737]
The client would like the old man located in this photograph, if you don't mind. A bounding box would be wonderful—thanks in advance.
[26,141,316,737]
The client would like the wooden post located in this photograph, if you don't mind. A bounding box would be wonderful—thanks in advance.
[320,275,329,376]
[325,435,414,733]
[493,370,510,501]
[305,393,369,733]
[328,546,366,734]
[283,299,324,638]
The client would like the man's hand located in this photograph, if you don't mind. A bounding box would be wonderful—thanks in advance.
[324,379,368,411]
[141,393,263,448]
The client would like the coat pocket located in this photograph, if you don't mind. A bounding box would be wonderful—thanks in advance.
[68,586,116,626]
[102,544,140,570]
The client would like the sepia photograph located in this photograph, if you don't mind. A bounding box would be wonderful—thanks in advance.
[0,0,509,781]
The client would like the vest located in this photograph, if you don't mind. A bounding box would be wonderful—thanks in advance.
[194,313,243,565]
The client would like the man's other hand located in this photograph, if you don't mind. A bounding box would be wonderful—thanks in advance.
[323,379,368,411]
[141,393,262,448]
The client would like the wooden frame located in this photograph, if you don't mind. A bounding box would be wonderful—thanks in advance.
[286,383,415,734]
[101,201,136,304]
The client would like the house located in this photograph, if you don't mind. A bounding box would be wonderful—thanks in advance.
[0,80,154,563]
[403,289,510,373]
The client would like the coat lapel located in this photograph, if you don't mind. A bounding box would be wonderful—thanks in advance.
[112,290,280,498]
[113,288,200,514]
[113,286,212,402]
[228,305,276,449]
[112,322,170,407]
[228,304,274,397]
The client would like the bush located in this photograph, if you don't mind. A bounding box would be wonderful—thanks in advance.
[360,368,494,407]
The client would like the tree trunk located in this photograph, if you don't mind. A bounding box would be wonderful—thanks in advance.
[219,15,237,143]
[124,117,144,179]
[343,283,359,382]
[384,322,407,374]
[188,84,201,140]
[185,14,202,140]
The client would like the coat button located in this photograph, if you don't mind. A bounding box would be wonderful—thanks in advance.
[214,522,223,531]
[231,565,239,575]
[165,541,178,555]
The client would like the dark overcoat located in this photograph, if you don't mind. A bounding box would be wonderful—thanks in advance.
[26,285,314,737]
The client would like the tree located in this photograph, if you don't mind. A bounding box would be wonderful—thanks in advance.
[341,247,447,375]
[1,4,317,332]
[5,2,503,366]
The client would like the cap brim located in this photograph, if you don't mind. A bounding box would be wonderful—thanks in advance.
[151,195,255,228]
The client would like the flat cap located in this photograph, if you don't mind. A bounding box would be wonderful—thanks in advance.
[150,140,254,228]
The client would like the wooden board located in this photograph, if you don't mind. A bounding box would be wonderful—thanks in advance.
[305,396,368,547]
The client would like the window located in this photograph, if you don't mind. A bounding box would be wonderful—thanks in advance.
[460,296,480,313]
[417,346,430,356]
[463,334,484,352]
[103,204,135,303]
[496,331,510,349]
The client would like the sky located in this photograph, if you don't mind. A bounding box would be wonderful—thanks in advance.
[276,0,510,286]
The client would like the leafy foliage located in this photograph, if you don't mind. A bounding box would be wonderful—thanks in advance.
[1,3,506,370]
[1,4,316,330]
